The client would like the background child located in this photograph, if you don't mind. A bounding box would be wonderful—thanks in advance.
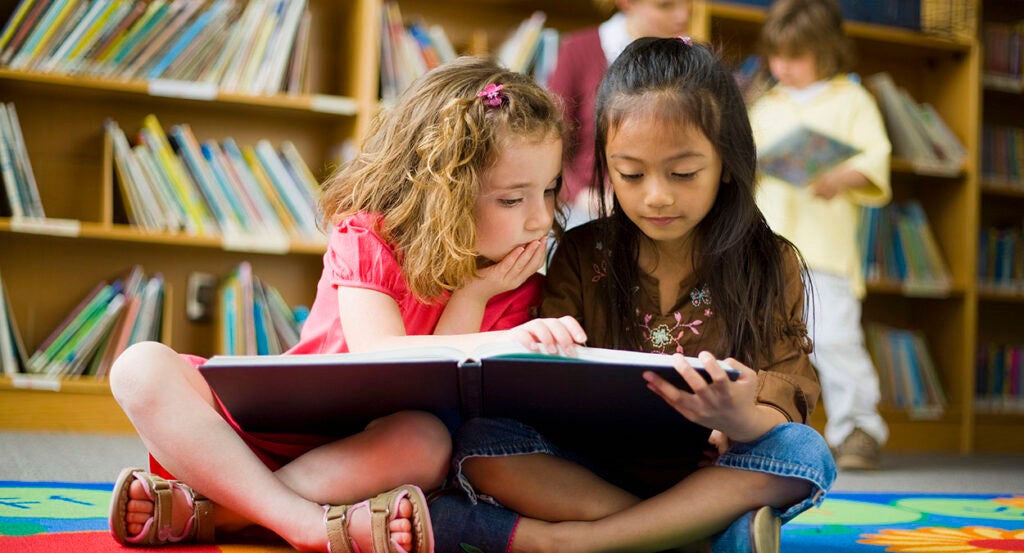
[547,0,691,228]
[431,38,835,553]
[750,0,892,470]
[108,57,584,553]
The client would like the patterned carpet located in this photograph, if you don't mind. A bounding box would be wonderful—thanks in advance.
[1,481,1023,552]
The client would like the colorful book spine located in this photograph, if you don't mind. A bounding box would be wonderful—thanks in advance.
[146,0,228,80]
[0,0,56,66]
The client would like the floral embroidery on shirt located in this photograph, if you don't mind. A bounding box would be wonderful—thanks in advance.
[592,260,607,282]
[637,284,714,353]
[649,324,674,348]
[638,312,704,354]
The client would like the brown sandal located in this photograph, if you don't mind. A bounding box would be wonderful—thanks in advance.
[325,484,433,553]
[108,467,215,546]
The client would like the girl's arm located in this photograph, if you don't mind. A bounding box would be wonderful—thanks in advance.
[338,286,586,355]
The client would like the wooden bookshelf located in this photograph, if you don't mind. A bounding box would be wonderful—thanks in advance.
[977,0,1024,453]
[0,0,362,432]
[2,0,1021,453]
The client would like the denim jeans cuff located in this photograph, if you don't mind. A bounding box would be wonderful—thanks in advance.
[715,422,837,523]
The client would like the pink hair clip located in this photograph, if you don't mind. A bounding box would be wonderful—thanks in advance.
[678,36,693,46]
[477,83,505,108]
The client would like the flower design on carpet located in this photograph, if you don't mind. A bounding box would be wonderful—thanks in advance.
[859,526,1024,552]
[995,497,1024,510]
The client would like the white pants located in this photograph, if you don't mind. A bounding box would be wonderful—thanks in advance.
[806,270,889,448]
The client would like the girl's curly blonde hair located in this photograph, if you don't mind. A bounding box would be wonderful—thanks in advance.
[319,57,564,301]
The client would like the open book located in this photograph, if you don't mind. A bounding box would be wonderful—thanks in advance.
[198,343,740,435]
[758,125,861,186]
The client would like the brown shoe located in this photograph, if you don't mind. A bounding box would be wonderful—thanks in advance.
[835,428,881,470]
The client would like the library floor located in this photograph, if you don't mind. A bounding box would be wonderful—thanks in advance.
[1,430,1023,493]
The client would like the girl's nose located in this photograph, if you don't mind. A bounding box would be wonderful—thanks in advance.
[525,201,552,231]
[644,179,675,208]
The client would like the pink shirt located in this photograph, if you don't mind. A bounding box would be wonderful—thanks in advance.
[288,211,543,355]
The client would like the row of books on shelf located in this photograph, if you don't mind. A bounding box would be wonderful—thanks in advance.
[975,342,1024,414]
[0,264,164,378]
[981,124,1024,190]
[217,261,304,356]
[379,2,456,102]
[864,323,946,420]
[982,21,1024,91]
[864,72,967,175]
[379,3,559,101]
[495,10,558,88]
[978,223,1024,293]
[0,101,42,218]
[858,200,953,295]
[0,0,312,96]
[0,261,308,379]
[108,114,324,249]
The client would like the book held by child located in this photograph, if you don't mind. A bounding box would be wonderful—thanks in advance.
[199,343,740,436]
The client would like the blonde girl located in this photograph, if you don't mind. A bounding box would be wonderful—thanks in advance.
[108,57,584,553]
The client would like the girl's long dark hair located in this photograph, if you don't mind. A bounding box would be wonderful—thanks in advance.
[594,37,809,368]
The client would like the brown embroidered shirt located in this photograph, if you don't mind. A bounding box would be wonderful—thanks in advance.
[541,221,820,424]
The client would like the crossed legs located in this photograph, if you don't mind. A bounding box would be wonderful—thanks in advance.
[461,447,811,553]
[109,341,451,551]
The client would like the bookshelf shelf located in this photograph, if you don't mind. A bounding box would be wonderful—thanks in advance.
[983,74,1024,94]
[980,182,1024,198]
[0,220,328,255]
[865,281,965,299]
[0,70,359,118]
[977,288,1024,304]
[890,158,967,180]
[0,376,132,433]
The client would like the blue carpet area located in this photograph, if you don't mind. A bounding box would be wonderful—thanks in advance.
[2,482,1023,551]
[783,491,1024,552]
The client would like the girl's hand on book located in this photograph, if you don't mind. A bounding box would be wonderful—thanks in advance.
[507,316,587,356]
[644,351,772,443]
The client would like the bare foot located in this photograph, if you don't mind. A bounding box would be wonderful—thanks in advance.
[124,477,202,540]
[332,496,417,552]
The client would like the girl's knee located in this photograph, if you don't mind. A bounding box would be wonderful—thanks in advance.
[374,411,452,485]
[108,341,184,405]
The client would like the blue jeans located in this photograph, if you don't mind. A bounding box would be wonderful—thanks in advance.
[430,418,836,552]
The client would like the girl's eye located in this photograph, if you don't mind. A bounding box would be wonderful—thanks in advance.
[673,171,698,179]
[618,172,642,181]
[499,198,524,207]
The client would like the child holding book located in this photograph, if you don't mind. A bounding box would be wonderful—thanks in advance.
[750,0,892,470]
[547,0,692,228]
[107,57,585,552]
[429,37,835,553]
